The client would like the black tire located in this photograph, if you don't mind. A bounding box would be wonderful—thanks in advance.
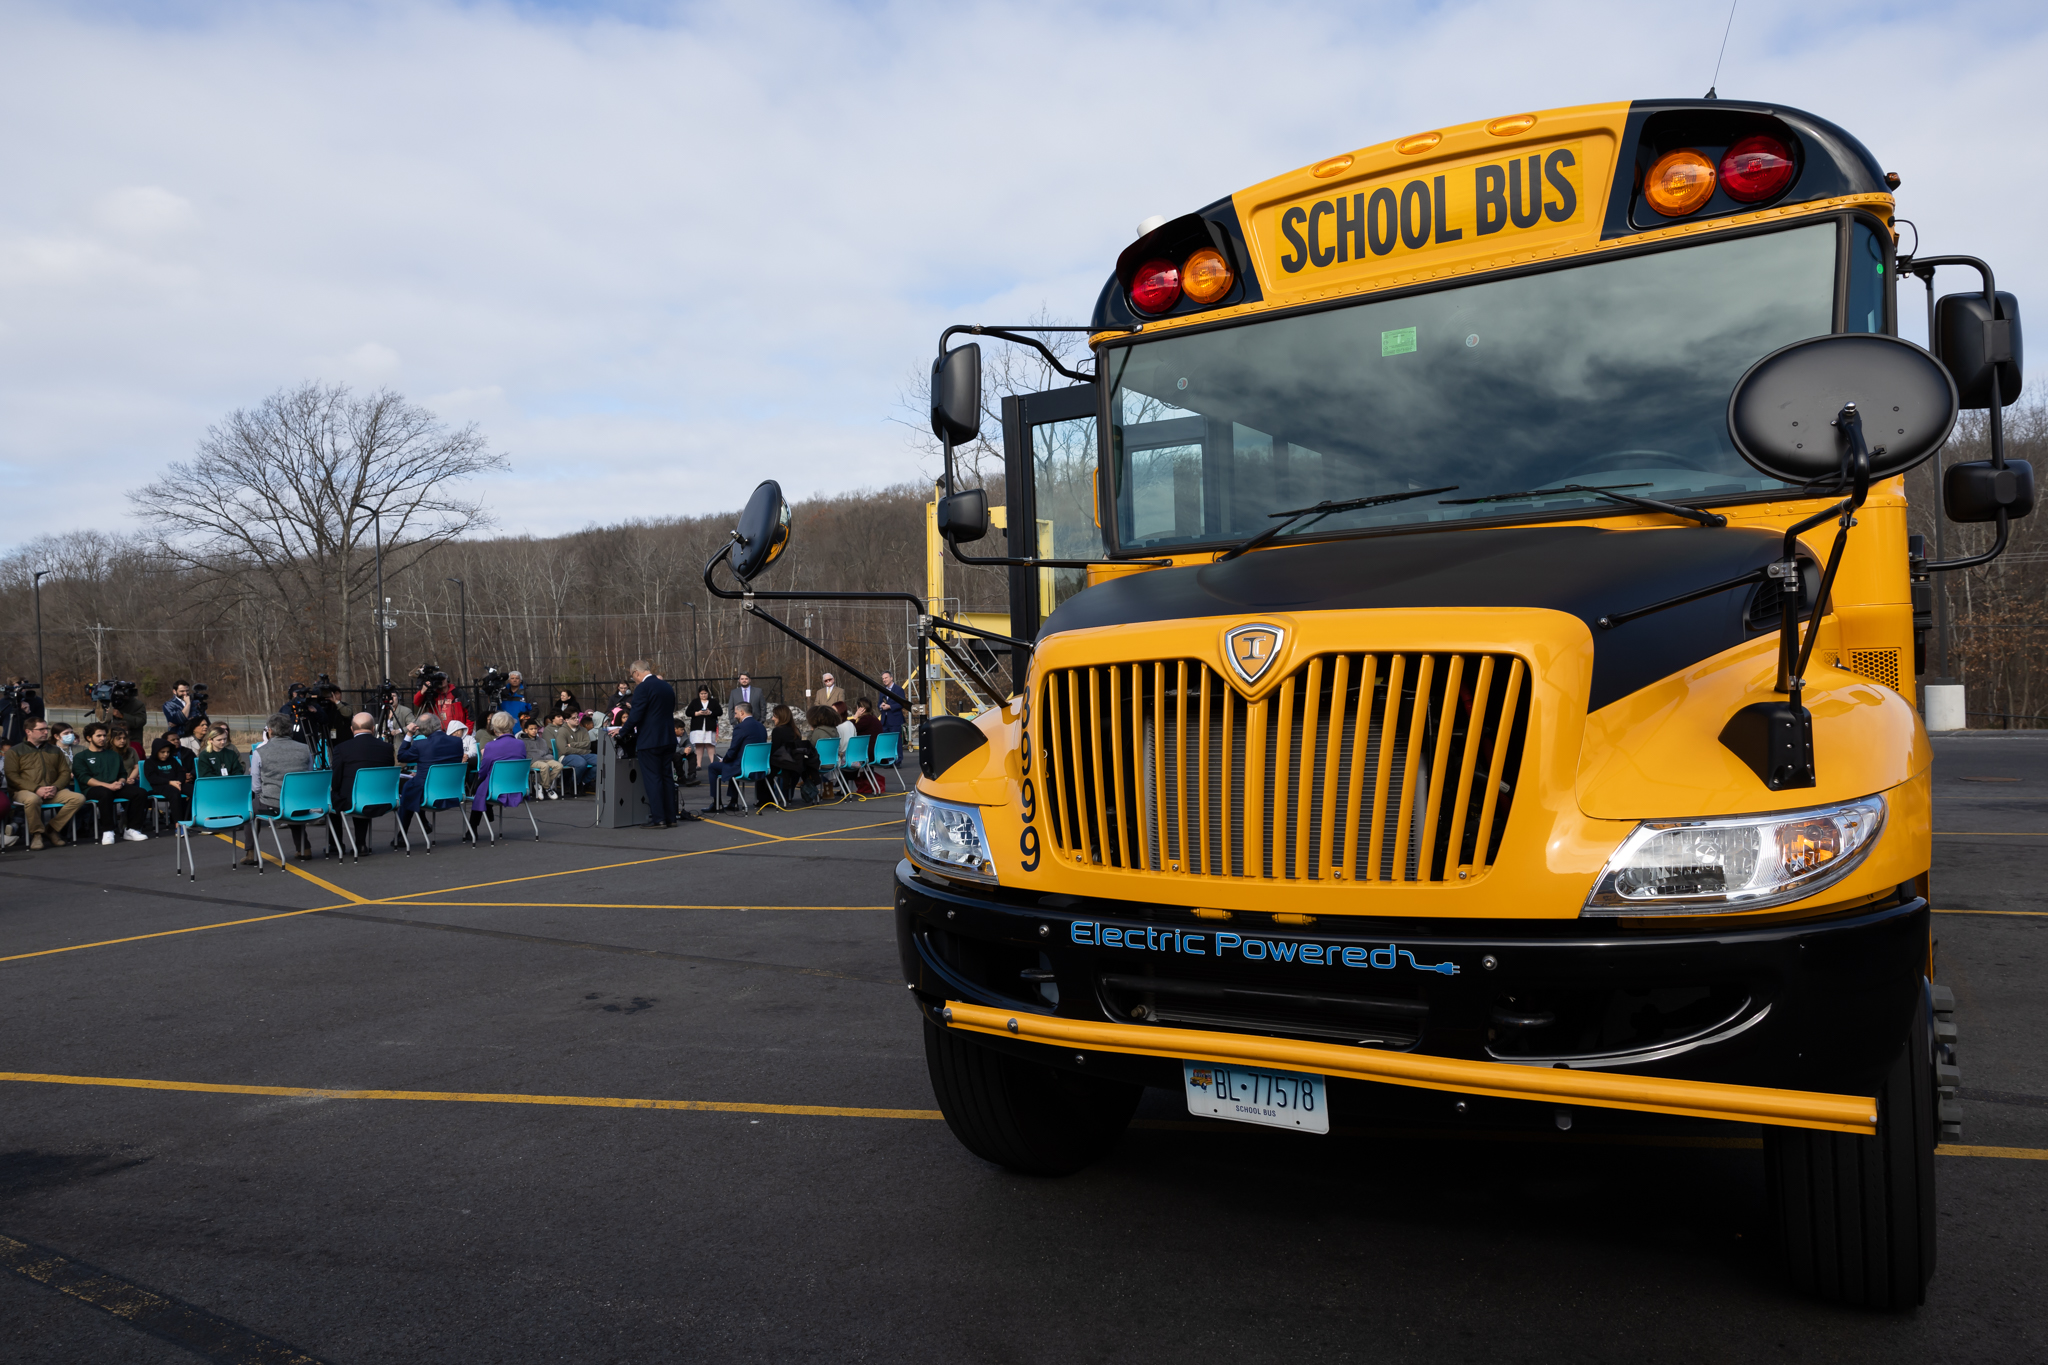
[923,1017,1141,1176]
[1765,989,1937,1309]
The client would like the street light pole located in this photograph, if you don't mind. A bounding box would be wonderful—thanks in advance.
[352,501,388,687]
[446,578,468,696]
[32,570,49,689]
[683,601,699,687]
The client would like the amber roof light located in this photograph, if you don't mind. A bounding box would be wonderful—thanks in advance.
[1644,149,1716,217]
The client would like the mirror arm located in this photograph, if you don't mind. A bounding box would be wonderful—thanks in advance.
[740,605,897,700]
[1921,508,2011,573]
[927,615,1035,653]
[1777,408,1873,701]
[947,542,1170,569]
[939,324,1112,385]
[703,540,928,612]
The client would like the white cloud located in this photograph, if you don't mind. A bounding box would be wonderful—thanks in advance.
[0,0,2043,549]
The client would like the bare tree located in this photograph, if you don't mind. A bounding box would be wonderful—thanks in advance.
[130,382,507,688]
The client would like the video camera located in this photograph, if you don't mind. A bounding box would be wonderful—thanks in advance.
[87,678,139,708]
[2,678,39,712]
[187,681,211,723]
[474,666,508,714]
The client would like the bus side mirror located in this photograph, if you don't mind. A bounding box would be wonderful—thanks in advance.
[1728,333,1959,483]
[1933,291,2023,409]
[935,488,989,543]
[931,343,982,444]
[1945,459,2036,523]
[731,480,792,581]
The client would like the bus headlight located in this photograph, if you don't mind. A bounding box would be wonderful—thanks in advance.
[1583,796,1885,916]
[906,790,998,884]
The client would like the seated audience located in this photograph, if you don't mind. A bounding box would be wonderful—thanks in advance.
[72,721,149,844]
[6,717,84,849]
[144,736,195,825]
[554,688,579,717]
[398,711,465,833]
[447,718,478,761]
[520,717,564,799]
[545,712,593,791]
[252,711,316,860]
[180,717,209,753]
[851,699,882,737]
[704,702,765,813]
[195,726,245,778]
[767,704,819,806]
[471,711,529,834]
[328,712,397,856]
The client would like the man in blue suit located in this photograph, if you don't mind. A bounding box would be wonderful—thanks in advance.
[617,660,694,827]
[705,702,767,813]
[397,712,465,833]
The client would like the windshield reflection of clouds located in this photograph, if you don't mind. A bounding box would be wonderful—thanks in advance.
[1108,223,1847,551]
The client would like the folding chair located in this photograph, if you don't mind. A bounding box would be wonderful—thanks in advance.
[814,736,849,801]
[731,742,783,816]
[871,732,902,792]
[406,762,473,851]
[840,734,875,798]
[174,774,254,881]
[477,759,540,843]
[258,769,339,866]
[336,767,409,861]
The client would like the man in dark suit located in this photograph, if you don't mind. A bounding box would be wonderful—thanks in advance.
[396,712,465,833]
[328,711,398,855]
[616,660,693,827]
[725,673,764,715]
[705,702,767,813]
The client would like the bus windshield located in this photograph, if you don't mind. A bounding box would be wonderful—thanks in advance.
[1105,220,1880,553]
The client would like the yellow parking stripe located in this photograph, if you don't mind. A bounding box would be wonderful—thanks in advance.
[0,906,351,964]
[1933,908,2048,917]
[0,1071,940,1120]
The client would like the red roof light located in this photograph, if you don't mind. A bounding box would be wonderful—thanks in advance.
[1720,135,1795,203]
[1130,258,1182,314]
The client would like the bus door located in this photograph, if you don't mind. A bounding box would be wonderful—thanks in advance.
[1000,383,1103,672]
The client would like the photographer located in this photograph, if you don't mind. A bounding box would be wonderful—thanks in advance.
[162,680,208,739]
[414,669,470,730]
[2,680,45,747]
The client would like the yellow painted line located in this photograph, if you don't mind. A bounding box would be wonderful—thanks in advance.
[0,905,354,964]
[2,1070,2043,1159]
[205,831,371,904]
[379,819,901,901]
[1933,908,2048,918]
[374,902,893,911]
[1938,1143,2048,1161]
[1934,831,2048,836]
[0,1071,941,1119]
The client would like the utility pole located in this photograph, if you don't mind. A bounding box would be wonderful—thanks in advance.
[88,621,110,719]
[447,578,468,697]
[353,501,390,687]
[32,570,49,689]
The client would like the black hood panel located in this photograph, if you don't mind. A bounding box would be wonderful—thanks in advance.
[1042,527,1797,712]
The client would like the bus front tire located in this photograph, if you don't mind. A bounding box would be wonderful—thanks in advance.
[923,1017,1141,1176]
[1765,995,1937,1310]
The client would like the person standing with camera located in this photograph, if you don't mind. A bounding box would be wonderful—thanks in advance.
[162,680,207,739]
[2,680,43,748]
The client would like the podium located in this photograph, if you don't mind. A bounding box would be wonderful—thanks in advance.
[593,733,651,829]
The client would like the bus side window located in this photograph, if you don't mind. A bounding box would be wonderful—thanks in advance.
[1846,219,1890,336]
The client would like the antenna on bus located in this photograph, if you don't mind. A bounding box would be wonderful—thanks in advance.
[1704,0,1738,99]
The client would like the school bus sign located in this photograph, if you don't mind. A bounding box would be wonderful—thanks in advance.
[1240,120,1615,303]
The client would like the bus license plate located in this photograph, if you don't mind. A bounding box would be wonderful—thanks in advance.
[1183,1061,1329,1133]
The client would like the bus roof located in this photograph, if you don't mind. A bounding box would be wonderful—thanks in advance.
[1092,98,1893,337]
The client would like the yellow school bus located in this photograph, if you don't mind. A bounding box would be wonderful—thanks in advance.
[872,97,2034,1309]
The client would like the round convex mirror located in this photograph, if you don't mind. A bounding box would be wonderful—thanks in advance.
[731,480,791,581]
[1728,333,1959,483]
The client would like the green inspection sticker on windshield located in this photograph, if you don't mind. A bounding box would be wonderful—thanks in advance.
[1382,326,1417,357]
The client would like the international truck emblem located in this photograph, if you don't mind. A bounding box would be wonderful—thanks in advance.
[1224,623,1285,686]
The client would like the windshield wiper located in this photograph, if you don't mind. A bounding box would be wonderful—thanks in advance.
[1439,483,1726,527]
[1217,486,1460,562]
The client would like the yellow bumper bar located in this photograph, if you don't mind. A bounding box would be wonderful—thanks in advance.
[943,1001,1877,1135]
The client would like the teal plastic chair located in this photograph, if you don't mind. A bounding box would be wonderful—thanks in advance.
[478,759,540,843]
[814,736,848,801]
[174,774,254,881]
[840,734,874,798]
[258,769,337,865]
[337,766,407,861]
[735,742,781,816]
[872,732,902,791]
[408,762,473,851]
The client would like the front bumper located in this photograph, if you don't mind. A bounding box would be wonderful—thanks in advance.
[896,861,1930,1134]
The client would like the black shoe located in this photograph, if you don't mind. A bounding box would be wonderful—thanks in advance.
[674,810,702,822]
[639,820,668,829]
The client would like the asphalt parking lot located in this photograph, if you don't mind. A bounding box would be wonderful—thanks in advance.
[2,739,2044,1364]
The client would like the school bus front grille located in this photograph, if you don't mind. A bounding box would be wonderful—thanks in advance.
[1037,653,1531,884]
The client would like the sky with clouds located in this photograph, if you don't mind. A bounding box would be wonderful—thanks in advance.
[3,0,2044,548]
